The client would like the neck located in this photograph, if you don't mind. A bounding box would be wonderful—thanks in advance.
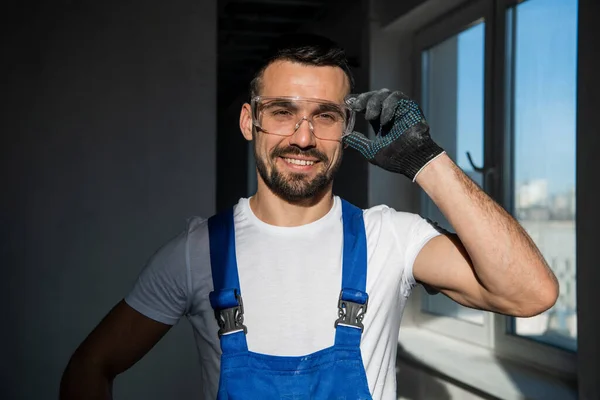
[249,179,335,227]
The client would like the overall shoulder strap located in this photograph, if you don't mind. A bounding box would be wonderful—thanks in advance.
[207,207,248,352]
[335,199,369,347]
[208,208,240,295]
[340,199,368,293]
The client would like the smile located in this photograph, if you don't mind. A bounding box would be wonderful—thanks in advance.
[282,157,317,166]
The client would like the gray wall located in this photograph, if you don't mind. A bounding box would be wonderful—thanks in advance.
[396,362,488,400]
[1,1,216,398]
[576,1,600,398]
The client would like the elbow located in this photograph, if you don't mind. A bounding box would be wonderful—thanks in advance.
[514,277,560,318]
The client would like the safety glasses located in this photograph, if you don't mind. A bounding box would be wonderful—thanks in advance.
[251,96,356,142]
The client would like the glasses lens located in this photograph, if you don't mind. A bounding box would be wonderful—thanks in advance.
[255,98,351,140]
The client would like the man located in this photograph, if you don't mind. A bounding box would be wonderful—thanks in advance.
[60,34,558,400]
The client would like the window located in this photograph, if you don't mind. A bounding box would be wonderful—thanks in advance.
[413,0,493,348]
[413,0,578,374]
[420,21,486,327]
[505,0,578,352]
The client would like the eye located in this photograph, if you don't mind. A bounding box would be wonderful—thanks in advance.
[268,108,294,118]
[315,113,339,122]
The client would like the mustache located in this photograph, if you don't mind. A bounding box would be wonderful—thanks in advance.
[271,146,328,163]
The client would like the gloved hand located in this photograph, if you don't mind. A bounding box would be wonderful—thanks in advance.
[343,89,445,181]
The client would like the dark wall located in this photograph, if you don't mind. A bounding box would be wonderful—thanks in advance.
[216,95,249,211]
[576,0,600,398]
[1,1,216,398]
[372,0,428,27]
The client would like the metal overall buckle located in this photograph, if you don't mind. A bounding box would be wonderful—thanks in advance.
[335,291,368,331]
[214,292,248,337]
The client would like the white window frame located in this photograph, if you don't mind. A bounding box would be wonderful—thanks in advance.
[410,0,577,379]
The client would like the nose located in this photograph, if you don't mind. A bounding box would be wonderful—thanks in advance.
[289,117,317,148]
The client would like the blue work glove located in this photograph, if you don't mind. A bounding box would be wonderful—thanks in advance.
[343,89,445,181]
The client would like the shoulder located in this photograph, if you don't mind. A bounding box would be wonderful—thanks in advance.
[181,215,209,255]
[186,215,209,237]
[183,198,249,251]
[361,203,443,248]
[362,203,425,231]
[185,197,248,238]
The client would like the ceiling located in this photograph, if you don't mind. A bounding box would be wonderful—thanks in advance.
[217,0,332,108]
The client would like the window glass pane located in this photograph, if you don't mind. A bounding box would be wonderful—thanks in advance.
[420,22,486,325]
[508,0,578,351]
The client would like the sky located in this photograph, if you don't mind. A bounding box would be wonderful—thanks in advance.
[454,0,578,196]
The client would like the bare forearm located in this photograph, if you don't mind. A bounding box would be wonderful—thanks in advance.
[416,154,558,312]
[60,356,114,400]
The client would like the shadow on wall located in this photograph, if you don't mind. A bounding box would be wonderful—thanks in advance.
[395,343,502,400]
[492,355,577,400]
[396,342,452,400]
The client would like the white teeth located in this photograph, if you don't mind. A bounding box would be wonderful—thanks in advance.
[284,158,315,166]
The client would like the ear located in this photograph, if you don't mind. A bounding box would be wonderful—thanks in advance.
[239,103,253,141]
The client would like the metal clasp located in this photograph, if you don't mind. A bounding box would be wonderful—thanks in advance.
[335,291,368,330]
[214,293,247,337]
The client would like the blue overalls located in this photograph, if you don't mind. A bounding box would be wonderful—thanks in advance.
[207,199,372,399]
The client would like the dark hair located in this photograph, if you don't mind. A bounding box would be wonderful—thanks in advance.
[249,33,355,99]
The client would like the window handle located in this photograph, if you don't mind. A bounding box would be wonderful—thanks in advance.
[466,151,485,173]
[466,151,495,178]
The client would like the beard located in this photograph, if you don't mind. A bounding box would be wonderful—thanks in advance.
[254,143,343,203]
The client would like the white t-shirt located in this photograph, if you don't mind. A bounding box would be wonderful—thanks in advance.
[125,196,441,399]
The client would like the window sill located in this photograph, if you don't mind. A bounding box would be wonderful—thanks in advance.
[397,327,577,400]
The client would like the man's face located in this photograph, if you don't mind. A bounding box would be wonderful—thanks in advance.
[240,60,350,202]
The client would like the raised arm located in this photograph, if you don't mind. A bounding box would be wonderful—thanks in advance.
[343,88,558,317]
[412,154,559,317]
